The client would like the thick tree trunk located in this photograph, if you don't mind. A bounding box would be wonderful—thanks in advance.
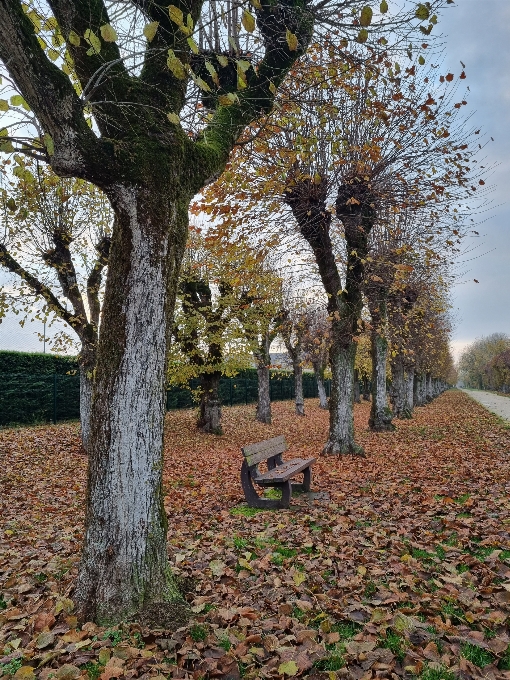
[313,361,328,409]
[79,365,93,453]
[256,363,272,424]
[426,372,433,402]
[404,367,414,417]
[293,360,305,416]
[75,184,188,625]
[362,376,371,401]
[198,371,223,434]
[324,340,362,454]
[391,355,409,419]
[353,369,361,404]
[369,328,394,431]
[254,341,272,424]
[414,372,426,407]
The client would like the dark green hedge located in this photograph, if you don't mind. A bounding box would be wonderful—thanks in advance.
[0,373,80,426]
[0,351,79,375]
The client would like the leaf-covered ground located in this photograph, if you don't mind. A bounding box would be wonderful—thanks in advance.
[1,390,510,680]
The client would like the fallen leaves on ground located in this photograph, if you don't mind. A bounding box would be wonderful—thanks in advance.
[1,390,510,680]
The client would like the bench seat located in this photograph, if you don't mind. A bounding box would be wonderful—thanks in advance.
[254,457,316,485]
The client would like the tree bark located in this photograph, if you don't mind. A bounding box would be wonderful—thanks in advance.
[405,367,415,416]
[74,184,188,625]
[314,362,329,409]
[368,300,394,431]
[426,372,433,402]
[256,363,272,423]
[353,369,361,404]
[414,372,426,407]
[198,371,223,434]
[362,376,371,401]
[324,339,361,454]
[391,355,412,419]
[79,365,93,454]
[293,359,305,416]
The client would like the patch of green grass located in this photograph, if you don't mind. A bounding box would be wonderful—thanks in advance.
[230,505,266,517]
[444,533,459,547]
[500,550,510,562]
[189,624,208,642]
[82,662,103,680]
[274,546,297,559]
[0,659,23,676]
[263,488,282,499]
[427,579,439,593]
[435,545,446,560]
[363,580,377,598]
[0,594,7,610]
[454,493,470,504]
[460,642,494,668]
[238,661,248,677]
[314,651,345,671]
[426,625,437,635]
[330,621,362,640]
[379,630,406,662]
[355,520,373,528]
[301,545,315,554]
[103,629,123,646]
[456,512,472,519]
[441,601,465,624]
[456,564,469,573]
[466,545,496,561]
[232,535,248,551]
[411,547,436,563]
[483,627,496,640]
[397,600,415,610]
[34,572,48,583]
[133,632,145,648]
[292,606,307,622]
[499,644,510,671]
[218,635,232,652]
[418,664,457,680]
[271,553,284,566]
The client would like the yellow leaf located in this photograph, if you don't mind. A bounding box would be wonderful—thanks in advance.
[286,29,298,51]
[192,75,212,92]
[400,553,411,562]
[143,21,159,42]
[357,565,367,576]
[360,6,373,27]
[241,9,256,32]
[187,36,199,53]
[100,24,117,42]
[43,133,54,156]
[0,99,8,112]
[237,59,251,73]
[168,5,184,26]
[293,571,306,586]
[278,661,298,677]
[167,49,187,79]
[205,60,219,85]
[167,112,180,125]
[356,28,368,43]
[250,0,261,8]
[47,48,60,61]
[415,3,430,20]
[14,667,35,680]
[380,0,388,12]
[269,81,277,95]
[67,30,80,46]
[218,93,238,106]
[217,54,228,67]
[238,558,252,570]
[84,28,101,54]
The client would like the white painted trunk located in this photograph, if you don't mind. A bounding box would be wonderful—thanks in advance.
[256,364,272,424]
[79,366,93,453]
[323,341,362,455]
[75,184,186,624]
[293,360,305,416]
[317,375,328,409]
[426,373,433,402]
[369,331,393,431]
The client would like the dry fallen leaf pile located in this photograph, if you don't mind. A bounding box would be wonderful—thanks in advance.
[1,390,510,680]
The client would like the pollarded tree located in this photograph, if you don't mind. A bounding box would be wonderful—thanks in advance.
[279,306,307,416]
[0,159,112,451]
[302,303,330,409]
[201,42,486,453]
[0,0,458,623]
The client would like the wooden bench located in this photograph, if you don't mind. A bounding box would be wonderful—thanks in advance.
[240,435,316,509]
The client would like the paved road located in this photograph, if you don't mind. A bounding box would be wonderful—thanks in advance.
[462,389,510,423]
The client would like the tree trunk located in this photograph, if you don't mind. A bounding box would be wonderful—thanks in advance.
[369,327,394,432]
[198,371,223,434]
[324,339,362,454]
[312,361,328,409]
[426,372,433,402]
[256,362,272,424]
[353,369,361,403]
[362,376,371,401]
[391,355,408,419]
[79,365,93,453]
[74,183,189,625]
[404,367,414,417]
[293,359,305,416]
[414,372,426,406]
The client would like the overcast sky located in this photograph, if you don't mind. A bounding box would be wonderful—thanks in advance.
[0,0,509,359]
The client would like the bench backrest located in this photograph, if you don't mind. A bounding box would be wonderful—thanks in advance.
[242,435,287,468]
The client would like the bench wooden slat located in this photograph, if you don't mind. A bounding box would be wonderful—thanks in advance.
[242,435,287,467]
[254,457,316,484]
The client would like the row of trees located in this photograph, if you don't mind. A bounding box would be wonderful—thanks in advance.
[458,334,510,392]
[0,0,480,625]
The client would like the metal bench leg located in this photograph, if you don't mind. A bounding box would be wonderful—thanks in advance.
[240,461,291,509]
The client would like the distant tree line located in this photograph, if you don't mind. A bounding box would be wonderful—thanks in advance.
[458,334,510,392]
